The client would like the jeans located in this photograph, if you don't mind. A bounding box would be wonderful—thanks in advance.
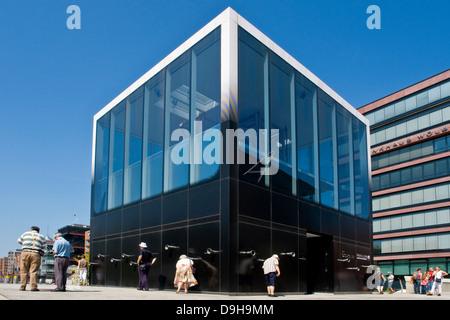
[414,280,421,294]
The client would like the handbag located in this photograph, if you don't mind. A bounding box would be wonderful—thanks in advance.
[139,263,149,271]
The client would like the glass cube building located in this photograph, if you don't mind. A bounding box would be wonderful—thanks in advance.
[90,8,371,293]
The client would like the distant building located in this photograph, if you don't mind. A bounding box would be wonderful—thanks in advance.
[57,224,90,263]
[359,70,450,275]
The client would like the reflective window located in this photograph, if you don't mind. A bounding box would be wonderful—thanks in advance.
[318,89,338,209]
[124,87,144,205]
[164,52,191,193]
[296,73,318,203]
[238,27,269,187]
[190,28,221,185]
[270,53,296,196]
[337,105,354,214]
[142,72,165,199]
[93,113,110,214]
[371,104,450,146]
[353,118,369,219]
[365,79,450,126]
[108,102,125,210]
[373,182,450,212]
[375,233,450,254]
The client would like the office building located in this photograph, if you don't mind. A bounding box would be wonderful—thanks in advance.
[360,70,450,276]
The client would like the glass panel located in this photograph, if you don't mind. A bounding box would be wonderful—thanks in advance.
[142,71,165,199]
[296,73,318,202]
[238,27,269,187]
[190,28,221,185]
[164,52,191,193]
[124,87,144,205]
[93,113,110,214]
[337,105,354,214]
[353,118,369,219]
[108,102,125,210]
[318,89,337,209]
[270,53,295,195]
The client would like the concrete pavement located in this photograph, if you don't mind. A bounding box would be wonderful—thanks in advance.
[1,283,449,300]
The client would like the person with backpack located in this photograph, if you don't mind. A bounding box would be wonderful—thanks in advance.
[412,268,422,294]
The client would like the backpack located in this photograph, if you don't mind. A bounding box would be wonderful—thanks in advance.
[413,272,418,280]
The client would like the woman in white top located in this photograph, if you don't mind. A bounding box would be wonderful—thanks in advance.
[430,266,448,296]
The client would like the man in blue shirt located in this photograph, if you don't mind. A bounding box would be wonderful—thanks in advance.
[52,232,74,291]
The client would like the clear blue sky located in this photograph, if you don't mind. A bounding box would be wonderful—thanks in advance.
[0,0,448,257]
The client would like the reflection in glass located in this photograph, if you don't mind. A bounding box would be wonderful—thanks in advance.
[337,105,354,214]
[93,113,110,214]
[124,87,144,205]
[142,72,165,199]
[296,73,318,202]
[353,118,369,219]
[190,28,221,185]
[108,102,125,210]
[318,89,338,209]
[164,52,191,193]
[270,53,296,196]
[238,27,269,187]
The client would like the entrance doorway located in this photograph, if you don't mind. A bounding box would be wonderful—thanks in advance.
[306,232,333,293]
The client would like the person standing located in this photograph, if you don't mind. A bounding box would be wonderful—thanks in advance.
[387,271,395,293]
[77,255,88,286]
[17,226,46,291]
[174,255,197,294]
[430,266,448,296]
[412,268,422,294]
[52,232,74,292]
[137,242,156,291]
[262,254,281,297]
[427,267,435,295]
[421,270,429,294]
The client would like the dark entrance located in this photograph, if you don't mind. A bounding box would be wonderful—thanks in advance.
[306,232,333,293]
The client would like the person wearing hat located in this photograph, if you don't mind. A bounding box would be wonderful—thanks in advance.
[17,226,46,291]
[137,242,156,291]
[52,232,74,292]
[262,254,281,297]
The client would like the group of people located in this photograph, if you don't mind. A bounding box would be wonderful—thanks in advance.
[375,266,448,296]
[17,226,74,292]
[411,266,448,296]
[137,243,282,296]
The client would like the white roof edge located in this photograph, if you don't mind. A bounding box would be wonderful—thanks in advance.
[93,7,369,127]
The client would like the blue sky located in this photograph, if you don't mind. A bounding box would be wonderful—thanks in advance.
[0,0,449,257]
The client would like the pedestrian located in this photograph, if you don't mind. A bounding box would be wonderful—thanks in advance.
[174,255,197,294]
[387,271,395,293]
[17,226,46,291]
[137,242,156,291]
[52,232,74,292]
[77,254,88,286]
[262,254,281,297]
[421,270,428,294]
[376,268,385,294]
[429,266,448,296]
[412,268,422,294]
[427,267,435,295]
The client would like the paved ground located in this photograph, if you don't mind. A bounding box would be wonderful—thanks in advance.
[0,283,449,300]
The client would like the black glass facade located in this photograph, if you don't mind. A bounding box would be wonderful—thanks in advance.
[90,14,371,293]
